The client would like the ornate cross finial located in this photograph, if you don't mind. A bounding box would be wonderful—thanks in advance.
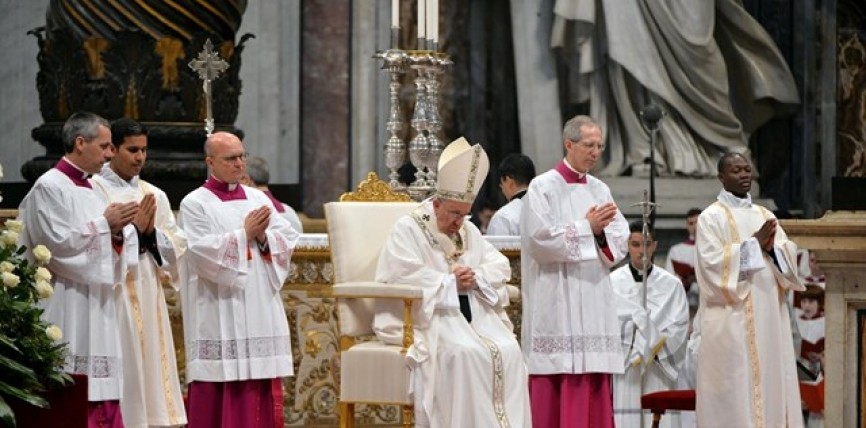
[188,39,229,136]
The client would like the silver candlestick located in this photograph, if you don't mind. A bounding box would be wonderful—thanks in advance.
[375,42,408,190]
[407,52,432,200]
[423,53,450,187]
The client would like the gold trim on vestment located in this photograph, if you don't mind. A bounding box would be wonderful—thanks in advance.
[477,334,511,428]
[715,202,737,305]
[156,285,181,424]
[716,202,764,428]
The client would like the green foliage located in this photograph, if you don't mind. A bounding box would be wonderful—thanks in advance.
[0,226,70,428]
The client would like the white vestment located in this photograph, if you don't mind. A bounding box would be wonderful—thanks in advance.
[486,196,523,236]
[92,166,187,427]
[520,168,628,374]
[178,184,299,383]
[279,203,304,234]
[610,264,689,428]
[18,165,138,402]
[695,190,804,428]
[374,200,531,428]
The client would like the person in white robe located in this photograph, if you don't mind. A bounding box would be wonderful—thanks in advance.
[665,208,702,312]
[17,112,141,428]
[178,132,299,428]
[487,153,535,236]
[521,115,628,428]
[695,153,804,428]
[611,221,689,428]
[374,137,532,428]
[90,118,187,427]
[243,155,304,233]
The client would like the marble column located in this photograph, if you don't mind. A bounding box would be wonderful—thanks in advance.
[349,0,391,187]
[236,0,301,185]
[301,0,351,218]
[784,212,866,427]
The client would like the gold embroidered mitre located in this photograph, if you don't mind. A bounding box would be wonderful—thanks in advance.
[435,137,490,203]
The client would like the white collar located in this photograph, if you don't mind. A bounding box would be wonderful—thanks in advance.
[717,189,752,208]
[99,163,139,187]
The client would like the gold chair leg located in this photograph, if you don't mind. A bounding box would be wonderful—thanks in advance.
[652,410,663,428]
[340,402,355,428]
[402,404,414,428]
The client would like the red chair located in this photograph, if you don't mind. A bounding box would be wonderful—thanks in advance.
[641,389,696,428]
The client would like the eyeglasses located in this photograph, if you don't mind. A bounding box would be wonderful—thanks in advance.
[212,152,248,163]
[567,139,605,152]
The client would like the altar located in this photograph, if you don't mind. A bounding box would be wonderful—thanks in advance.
[162,233,522,427]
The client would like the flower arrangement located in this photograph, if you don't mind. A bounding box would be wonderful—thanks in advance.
[0,219,70,427]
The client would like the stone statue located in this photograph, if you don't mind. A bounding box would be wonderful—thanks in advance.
[515,0,799,177]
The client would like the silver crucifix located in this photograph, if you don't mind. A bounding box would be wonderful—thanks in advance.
[188,39,229,136]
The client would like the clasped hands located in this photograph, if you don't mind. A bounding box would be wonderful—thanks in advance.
[753,219,777,252]
[104,193,157,235]
[453,264,477,291]
[244,205,271,244]
[586,202,618,235]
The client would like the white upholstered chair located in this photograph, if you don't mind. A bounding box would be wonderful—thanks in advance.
[325,173,421,428]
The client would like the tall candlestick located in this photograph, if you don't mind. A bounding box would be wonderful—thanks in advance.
[417,0,426,48]
[391,0,399,28]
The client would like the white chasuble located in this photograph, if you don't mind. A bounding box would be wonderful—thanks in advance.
[92,167,187,427]
[374,200,531,428]
[18,164,138,402]
[695,190,804,428]
[178,184,299,383]
[520,169,628,375]
[610,264,689,428]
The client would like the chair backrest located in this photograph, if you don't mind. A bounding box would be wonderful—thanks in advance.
[325,201,419,283]
[324,172,419,339]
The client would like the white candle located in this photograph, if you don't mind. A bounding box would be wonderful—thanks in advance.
[392,0,399,28]
[417,0,426,42]
[430,0,438,44]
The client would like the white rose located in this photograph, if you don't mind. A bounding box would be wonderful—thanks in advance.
[1,231,18,247]
[46,325,63,341]
[33,245,52,264]
[4,220,23,233]
[0,261,14,273]
[35,267,52,282]
[35,280,54,299]
[2,271,20,288]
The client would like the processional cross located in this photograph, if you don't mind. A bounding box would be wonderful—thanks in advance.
[188,39,229,136]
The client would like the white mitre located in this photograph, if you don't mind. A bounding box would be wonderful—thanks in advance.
[435,137,490,203]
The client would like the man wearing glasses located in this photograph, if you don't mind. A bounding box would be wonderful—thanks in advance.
[521,115,629,428]
[178,131,300,427]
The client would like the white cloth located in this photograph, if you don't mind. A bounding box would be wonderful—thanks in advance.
[92,166,187,427]
[486,197,523,236]
[178,185,299,383]
[520,169,628,374]
[373,200,531,428]
[695,190,805,428]
[280,203,304,234]
[17,167,137,402]
[610,265,689,428]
